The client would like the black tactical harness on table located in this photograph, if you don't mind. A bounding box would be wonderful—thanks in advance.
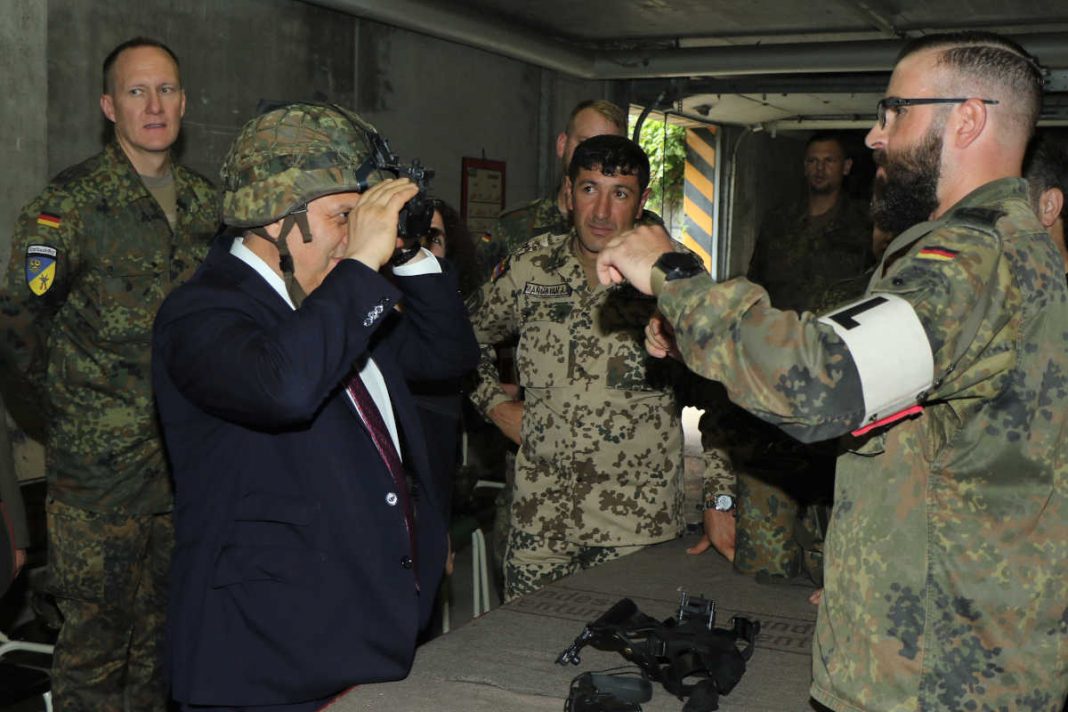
[557,596,760,712]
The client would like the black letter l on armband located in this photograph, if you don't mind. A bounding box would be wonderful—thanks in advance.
[827,296,888,329]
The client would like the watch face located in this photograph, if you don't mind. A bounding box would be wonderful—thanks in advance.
[656,251,705,281]
[714,494,735,511]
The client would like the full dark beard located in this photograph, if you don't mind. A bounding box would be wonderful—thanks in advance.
[871,130,942,238]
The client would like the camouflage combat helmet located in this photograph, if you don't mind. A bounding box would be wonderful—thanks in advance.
[219,102,389,306]
[221,102,387,228]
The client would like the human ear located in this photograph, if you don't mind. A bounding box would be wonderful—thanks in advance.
[100,93,116,123]
[1040,187,1064,229]
[952,99,988,149]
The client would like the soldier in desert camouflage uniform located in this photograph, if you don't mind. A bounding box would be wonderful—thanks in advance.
[469,135,685,600]
[477,101,666,586]
[598,32,1066,712]
[0,38,218,711]
[477,99,665,278]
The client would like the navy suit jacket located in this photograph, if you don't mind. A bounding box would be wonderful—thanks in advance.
[152,235,479,706]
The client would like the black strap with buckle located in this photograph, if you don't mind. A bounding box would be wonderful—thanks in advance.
[557,595,760,712]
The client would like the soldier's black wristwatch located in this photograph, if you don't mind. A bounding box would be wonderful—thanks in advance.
[650,252,705,294]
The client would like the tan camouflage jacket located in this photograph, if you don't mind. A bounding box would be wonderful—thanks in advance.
[658,178,1068,711]
[0,142,219,514]
[469,231,685,545]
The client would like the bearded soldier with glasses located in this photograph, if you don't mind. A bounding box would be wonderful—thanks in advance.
[596,31,1066,712]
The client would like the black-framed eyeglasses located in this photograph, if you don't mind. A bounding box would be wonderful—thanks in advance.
[876,97,999,129]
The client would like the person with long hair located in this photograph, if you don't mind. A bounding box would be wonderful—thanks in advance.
[423,199,480,298]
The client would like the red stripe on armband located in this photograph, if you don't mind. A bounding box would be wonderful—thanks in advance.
[851,404,924,437]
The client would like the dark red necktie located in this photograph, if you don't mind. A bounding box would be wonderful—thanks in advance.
[344,373,416,573]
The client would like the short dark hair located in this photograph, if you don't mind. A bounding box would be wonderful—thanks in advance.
[568,134,650,193]
[897,32,1044,136]
[1023,129,1068,207]
[565,100,627,136]
[102,37,181,94]
[806,131,848,156]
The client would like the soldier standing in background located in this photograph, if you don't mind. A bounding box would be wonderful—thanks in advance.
[468,135,686,600]
[474,99,668,590]
[693,133,874,589]
[747,132,874,311]
[598,31,1067,711]
[0,37,218,711]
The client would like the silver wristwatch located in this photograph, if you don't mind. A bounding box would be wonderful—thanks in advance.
[705,494,735,512]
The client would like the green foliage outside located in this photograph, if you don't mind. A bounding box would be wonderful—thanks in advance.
[634,117,686,227]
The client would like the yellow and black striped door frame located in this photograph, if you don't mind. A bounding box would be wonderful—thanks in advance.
[682,127,718,275]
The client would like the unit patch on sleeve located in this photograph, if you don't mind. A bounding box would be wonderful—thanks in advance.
[25,245,58,296]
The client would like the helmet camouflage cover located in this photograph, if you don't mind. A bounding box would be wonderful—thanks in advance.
[220,102,389,227]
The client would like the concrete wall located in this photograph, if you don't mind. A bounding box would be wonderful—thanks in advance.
[0,0,48,269]
[356,19,536,211]
[12,1,608,234]
[1,0,49,481]
[353,20,609,211]
[45,0,357,181]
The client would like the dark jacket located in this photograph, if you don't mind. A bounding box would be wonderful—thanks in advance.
[153,235,479,706]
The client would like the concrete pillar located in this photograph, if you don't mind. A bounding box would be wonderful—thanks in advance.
[1,0,48,267]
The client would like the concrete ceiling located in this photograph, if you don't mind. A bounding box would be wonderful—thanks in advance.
[307,0,1068,127]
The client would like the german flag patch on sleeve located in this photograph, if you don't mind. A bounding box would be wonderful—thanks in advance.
[36,212,62,229]
[916,246,959,261]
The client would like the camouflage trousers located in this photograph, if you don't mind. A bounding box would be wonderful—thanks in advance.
[46,498,173,712]
[503,528,645,601]
[733,464,832,584]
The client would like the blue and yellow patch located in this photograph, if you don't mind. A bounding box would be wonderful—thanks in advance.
[25,245,57,296]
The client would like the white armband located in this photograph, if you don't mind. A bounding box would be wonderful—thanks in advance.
[818,293,934,425]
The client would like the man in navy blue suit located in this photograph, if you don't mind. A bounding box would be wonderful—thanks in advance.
[152,103,479,711]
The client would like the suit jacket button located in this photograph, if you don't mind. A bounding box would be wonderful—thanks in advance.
[401,556,414,569]
[385,492,398,506]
